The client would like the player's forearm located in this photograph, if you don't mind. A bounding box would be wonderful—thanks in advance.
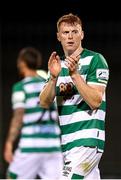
[71,73,103,109]
[6,109,23,144]
[6,117,22,144]
[40,77,57,108]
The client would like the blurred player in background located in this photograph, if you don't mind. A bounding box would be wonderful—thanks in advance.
[4,47,63,179]
[40,13,109,179]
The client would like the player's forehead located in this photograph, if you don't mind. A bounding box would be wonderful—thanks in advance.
[59,22,82,31]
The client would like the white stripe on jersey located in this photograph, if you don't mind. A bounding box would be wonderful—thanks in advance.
[79,56,93,66]
[56,75,86,87]
[25,97,39,108]
[23,112,42,123]
[61,129,105,145]
[24,82,45,93]
[21,125,60,135]
[39,110,58,121]
[19,138,61,148]
[23,111,58,124]
[57,94,83,106]
[59,109,105,126]
[61,56,93,68]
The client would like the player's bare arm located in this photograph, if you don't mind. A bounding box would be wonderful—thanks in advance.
[40,52,61,108]
[65,55,105,109]
[4,108,24,163]
[6,108,24,143]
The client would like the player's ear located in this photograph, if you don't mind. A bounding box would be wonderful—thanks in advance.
[57,32,61,42]
[81,30,84,40]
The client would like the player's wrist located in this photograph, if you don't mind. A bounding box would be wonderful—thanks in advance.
[50,75,58,82]
[70,71,80,78]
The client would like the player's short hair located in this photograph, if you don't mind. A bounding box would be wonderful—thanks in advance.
[17,47,42,70]
[57,13,83,31]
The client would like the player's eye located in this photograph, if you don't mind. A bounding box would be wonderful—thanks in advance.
[72,30,78,34]
[63,31,69,35]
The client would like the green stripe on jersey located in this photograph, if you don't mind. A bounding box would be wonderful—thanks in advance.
[21,133,60,138]
[61,138,104,152]
[21,147,61,153]
[25,92,40,98]
[7,171,17,179]
[58,101,106,115]
[61,119,105,135]
[72,173,84,179]
[25,107,44,113]
[60,65,89,76]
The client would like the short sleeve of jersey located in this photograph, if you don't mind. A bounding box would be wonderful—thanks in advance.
[87,53,109,86]
[11,82,25,110]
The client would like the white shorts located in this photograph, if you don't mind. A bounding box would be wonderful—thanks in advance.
[7,149,63,179]
[62,146,102,180]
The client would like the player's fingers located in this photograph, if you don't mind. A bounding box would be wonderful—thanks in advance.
[65,60,76,71]
[66,56,77,66]
[71,55,80,63]
[48,52,57,66]
[49,52,57,61]
[56,55,61,62]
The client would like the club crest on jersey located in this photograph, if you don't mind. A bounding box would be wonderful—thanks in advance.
[59,82,74,100]
[96,69,109,80]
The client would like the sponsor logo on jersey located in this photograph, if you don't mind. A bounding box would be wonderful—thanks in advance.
[96,69,109,80]
[63,164,72,177]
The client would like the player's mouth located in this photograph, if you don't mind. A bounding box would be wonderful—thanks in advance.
[67,42,74,46]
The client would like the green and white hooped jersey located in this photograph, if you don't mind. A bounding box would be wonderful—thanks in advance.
[12,76,61,153]
[56,48,109,153]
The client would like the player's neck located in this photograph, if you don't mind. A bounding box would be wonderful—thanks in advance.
[24,70,37,77]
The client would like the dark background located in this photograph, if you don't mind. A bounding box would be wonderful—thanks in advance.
[0,0,121,178]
